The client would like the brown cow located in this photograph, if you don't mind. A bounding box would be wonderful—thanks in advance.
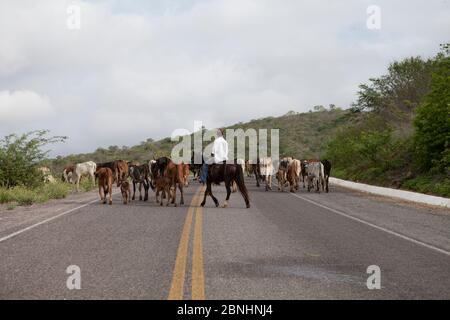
[96,167,113,205]
[153,157,186,206]
[62,164,75,183]
[182,163,190,187]
[286,159,301,192]
[154,176,174,206]
[276,158,290,192]
[115,160,129,187]
[120,181,131,204]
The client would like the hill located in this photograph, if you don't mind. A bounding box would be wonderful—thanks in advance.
[48,108,351,174]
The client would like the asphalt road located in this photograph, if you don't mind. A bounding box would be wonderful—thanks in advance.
[0,179,449,299]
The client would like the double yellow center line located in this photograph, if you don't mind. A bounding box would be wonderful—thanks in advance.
[168,186,206,300]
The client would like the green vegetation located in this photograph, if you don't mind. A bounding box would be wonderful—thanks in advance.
[0,181,72,206]
[325,44,450,197]
[0,131,72,208]
[0,130,66,188]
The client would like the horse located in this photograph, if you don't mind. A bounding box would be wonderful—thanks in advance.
[200,161,250,209]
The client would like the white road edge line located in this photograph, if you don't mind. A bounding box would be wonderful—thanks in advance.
[0,192,119,244]
[291,193,450,257]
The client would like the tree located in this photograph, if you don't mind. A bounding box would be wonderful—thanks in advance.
[0,130,67,188]
[413,44,450,172]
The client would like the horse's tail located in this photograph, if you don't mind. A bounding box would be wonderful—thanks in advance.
[235,164,250,208]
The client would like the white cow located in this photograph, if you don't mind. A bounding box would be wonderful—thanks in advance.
[38,167,56,184]
[73,161,97,191]
[306,161,325,193]
[260,157,274,191]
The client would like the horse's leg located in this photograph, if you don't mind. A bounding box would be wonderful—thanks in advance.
[139,181,143,201]
[200,183,209,207]
[223,181,231,208]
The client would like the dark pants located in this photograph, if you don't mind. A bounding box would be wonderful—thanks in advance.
[200,163,208,183]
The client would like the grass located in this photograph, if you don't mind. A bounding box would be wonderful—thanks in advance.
[0,181,73,207]
[403,175,450,198]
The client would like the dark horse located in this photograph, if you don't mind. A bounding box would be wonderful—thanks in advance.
[200,162,250,208]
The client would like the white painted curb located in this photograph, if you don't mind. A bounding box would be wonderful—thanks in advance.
[329,177,450,208]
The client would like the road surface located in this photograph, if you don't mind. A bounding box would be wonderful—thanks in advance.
[1,179,449,299]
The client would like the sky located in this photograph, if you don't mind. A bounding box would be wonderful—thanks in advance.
[0,0,449,156]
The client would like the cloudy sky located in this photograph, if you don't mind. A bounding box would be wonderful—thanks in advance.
[0,0,449,156]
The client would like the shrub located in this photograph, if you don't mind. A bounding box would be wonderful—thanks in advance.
[0,130,66,188]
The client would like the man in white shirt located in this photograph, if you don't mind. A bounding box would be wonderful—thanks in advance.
[199,128,228,183]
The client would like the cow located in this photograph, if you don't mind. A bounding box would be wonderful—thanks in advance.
[74,161,96,191]
[96,160,129,187]
[38,167,56,184]
[62,164,75,183]
[245,160,253,177]
[116,160,129,187]
[276,158,290,192]
[96,167,113,205]
[260,157,274,191]
[300,160,308,188]
[247,158,261,187]
[129,163,150,201]
[321,159,332,193]
[120,181,131,204]
[182,163,190,187]
[306,161,325,193]
[286,159,301,192]
[153,157,186,206]
[190,153,203,181]
[154,176,174,206]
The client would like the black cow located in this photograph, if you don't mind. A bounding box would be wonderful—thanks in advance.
[321,159,332,193]
[129,164,150,201]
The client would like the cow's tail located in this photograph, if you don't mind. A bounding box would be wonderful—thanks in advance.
[235,164,250,208]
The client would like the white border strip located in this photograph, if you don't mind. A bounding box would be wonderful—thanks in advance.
[330,177,450,208]
[0,193,118,243]
[291,193,450,257]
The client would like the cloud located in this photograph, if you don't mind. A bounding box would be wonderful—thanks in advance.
[0,90,53,123]
[0,0,448,156]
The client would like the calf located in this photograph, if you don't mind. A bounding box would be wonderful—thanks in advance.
[96,167,113,204]
[120,181,131,204]
[154,176,173,206]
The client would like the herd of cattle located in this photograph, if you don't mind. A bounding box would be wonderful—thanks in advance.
[56,156,331,207]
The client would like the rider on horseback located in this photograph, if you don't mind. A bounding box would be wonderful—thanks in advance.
[199,128,228,184]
